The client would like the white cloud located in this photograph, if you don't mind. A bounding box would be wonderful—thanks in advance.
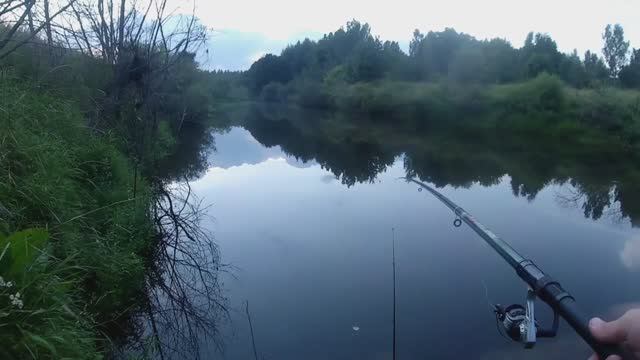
[169,0,640,70]
[176,0,640,50]
[248,50,268,64]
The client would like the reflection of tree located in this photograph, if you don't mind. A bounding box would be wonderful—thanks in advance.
[555,179,640,226]
[556,181,616,221]
[615,184,640,227]
[156,122,218,181]
[244,105,395,186]
[404,146,504,189]
[239,104,640,226]
[146,181,228,358]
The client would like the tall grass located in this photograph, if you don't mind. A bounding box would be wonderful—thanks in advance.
[0,79,152,358]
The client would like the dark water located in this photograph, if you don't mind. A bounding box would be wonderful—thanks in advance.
[184,105,640,359]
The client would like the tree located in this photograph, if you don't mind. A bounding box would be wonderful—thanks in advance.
[559,49,588,87]
[346,37,385,82]
[246,54,292,95]
[409,28,474,80]
[583,50,609,85]
[619,49,640,88]
[520,32,561,78]
[602,24,629,78]
[409,29,424,57]
[0,0,78,59]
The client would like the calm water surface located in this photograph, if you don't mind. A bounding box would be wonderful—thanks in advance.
[184,110,640,359]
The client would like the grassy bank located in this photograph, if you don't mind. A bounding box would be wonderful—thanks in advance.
[0,80,153,358]
[262,75,640,153]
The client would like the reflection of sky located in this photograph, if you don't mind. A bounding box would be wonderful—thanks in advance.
[209,127,314,169]
[191,128,640,359]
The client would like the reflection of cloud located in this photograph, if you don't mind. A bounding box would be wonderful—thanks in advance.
[621,235,640,271]
[285,157,315,169]
[321,174,336,184]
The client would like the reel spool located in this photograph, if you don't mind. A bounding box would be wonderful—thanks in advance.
[493,288,559,348]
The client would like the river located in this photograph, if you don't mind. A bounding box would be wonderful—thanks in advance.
[175,104,640,359]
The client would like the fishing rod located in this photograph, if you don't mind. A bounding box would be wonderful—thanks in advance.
[408,177,636,360]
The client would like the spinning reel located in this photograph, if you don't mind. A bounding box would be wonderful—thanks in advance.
[493,288,560,348]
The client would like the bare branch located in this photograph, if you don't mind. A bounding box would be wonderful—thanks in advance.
[0,0,34,51]
[0,0,77,59]
[71,2,92,54]
[117,0,124,53]
[43,0,53,47]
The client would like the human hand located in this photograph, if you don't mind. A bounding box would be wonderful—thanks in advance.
[588,309,640,360]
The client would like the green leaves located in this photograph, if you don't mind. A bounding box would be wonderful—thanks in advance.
[603,24,630,78]
[22,330,58,357]
[0,228,48,278]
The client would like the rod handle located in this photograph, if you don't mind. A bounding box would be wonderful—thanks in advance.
[556,298,637,360]
[521,269,638,360]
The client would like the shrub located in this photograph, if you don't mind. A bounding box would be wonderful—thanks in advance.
[490,73,566,114]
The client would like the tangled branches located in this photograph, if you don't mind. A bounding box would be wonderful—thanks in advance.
[129,179,227,359]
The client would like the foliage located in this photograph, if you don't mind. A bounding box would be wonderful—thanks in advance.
[489,73,566,116]
[285,74,640,148]
[242,22,640,163]
[245,21,639,99]
[0,229,99,359]
[620,49,640,88]
[242,102,640,226]
[583,50,610,86]
[602,24,630,78]
[0,80,152,358]
[0,5,234,358]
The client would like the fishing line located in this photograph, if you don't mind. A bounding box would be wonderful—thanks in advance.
[481,279,493,313]
[391,227,397,360]
[482,279,512,342]
[245,300,259,360]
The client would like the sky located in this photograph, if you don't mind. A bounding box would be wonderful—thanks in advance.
[167,0,640,71]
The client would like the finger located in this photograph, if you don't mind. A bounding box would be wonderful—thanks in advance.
[588,354,623,360]
[590,317,628,343]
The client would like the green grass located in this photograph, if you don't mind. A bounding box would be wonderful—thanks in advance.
[293,74,640,150]
[0,80,153,359]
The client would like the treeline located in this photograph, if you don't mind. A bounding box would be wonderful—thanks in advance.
[242,21,640,155]
[0,1,232,358]
[246,21,640,101]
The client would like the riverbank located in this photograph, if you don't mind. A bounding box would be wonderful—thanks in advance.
[0,80,154,357]
[257,75,640,154]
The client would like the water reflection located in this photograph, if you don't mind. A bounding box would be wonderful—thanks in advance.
[621,236,640,271]
[211,126,313,169]
[157,122,217,181]
[241,103,640,226]
[194,146,638,359]
[161,103,640,359]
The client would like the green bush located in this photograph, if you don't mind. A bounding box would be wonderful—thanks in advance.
[489,73,566,115]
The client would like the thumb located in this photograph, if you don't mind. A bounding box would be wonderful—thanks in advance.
[590,317,628,344]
